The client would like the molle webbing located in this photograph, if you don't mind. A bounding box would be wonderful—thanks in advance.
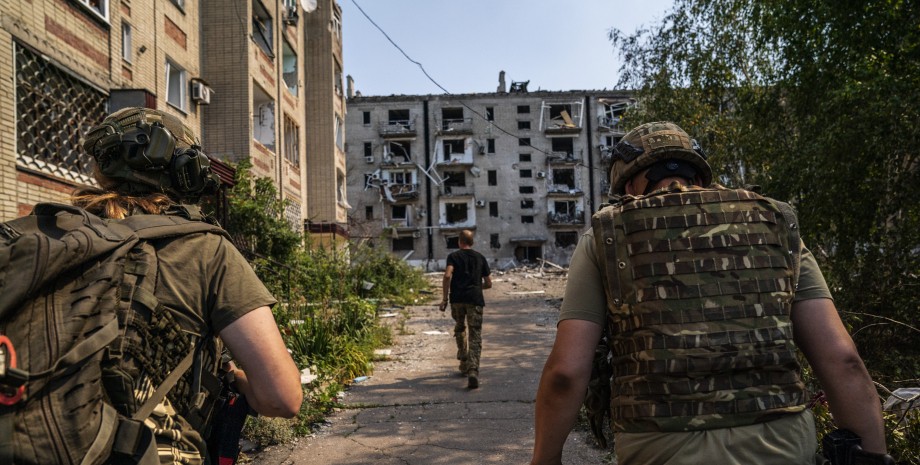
[592,186,806,432]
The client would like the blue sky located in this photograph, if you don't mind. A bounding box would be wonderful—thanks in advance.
[339,0,674,96]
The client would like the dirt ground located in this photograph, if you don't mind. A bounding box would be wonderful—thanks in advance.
[248,265,612,465]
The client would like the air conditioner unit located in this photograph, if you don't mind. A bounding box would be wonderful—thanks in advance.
[536,171,546,179]
[191,81,211,105]
[365,156,375,164]
[475,200,486,208]
[412,231,422,238]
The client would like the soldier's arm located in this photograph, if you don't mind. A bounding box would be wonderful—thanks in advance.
[440,265,454,311]
[791,298,887,454]
[219,306,303,418]
[482,275,492,290]
[531,319,603,465]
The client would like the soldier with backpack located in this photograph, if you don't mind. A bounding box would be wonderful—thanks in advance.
[0,107,302,464]
[529,122,890,464]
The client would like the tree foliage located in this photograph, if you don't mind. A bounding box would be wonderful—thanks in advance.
[611,0,919,456]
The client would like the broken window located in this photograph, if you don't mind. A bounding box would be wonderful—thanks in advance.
[488,170,497,186]
[442,139,465,160]
[490,234,500,249]
[334,61,343,96]
[441,107,464,130]
[554,200,576,215]
[551,137,574,157]
[283,115,299,167]
[519,153,531,162]
[552,168,576,189]
[252,1,274,57]
[446,236,460,249]
[489,202,498,217]
[392,205,407,220]
[365,206,373,220]
[520,186,534,194]
[518,120,531,130]
[363,111,371,125]
[387,141,411,161]
[521,199,534,209]
[337,170,348,207]
[517,105,530,114]
[392,237,414,251]
[521,215,535,224]
[443,170,466,195]
[555,231,578,248]
[281,39,297,96]
[519,138,531,147]
[520,169,532,178]
[252,84,275,150]
[389,170,414,184]
[487,138,495,153]
[335,116,344,151]
[445,203,469,224]
[388,109,410,128]
[486,107,494,121]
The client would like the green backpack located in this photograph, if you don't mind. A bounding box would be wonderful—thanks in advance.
[0,203,226,465]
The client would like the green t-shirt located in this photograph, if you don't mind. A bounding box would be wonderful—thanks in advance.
[559,227,833,327]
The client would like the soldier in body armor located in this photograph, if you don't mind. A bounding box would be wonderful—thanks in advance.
[529,122,887,464]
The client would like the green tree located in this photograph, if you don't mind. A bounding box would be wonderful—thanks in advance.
[611,0,920,458]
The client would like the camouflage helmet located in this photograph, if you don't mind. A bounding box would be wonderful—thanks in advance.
[609,121,712,195]
[82,107,219,199]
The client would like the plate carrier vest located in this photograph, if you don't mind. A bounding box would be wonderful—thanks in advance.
[591,184,808,433]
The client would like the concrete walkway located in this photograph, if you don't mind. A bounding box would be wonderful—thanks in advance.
[250,273,609,464]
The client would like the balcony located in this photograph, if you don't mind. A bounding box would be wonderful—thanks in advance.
[597,116,627,134]
[439,185,475,198]
[378,118,418,139]
[436,117,473,136]
[546,150,583,165]
[547,185,584,197]
[381,183,420,203]
[547,210,586,227]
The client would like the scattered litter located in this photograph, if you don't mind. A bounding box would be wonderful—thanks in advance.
[289,319,305,325]
[361,281,375,291]
[353,376,370,383]
[300,367,318,385]
[374,349,392,356]
[240,439,258,453]
[508,290,546,295]
[423,330,448,335]
[379,313,398,318]
[883,387,920,424]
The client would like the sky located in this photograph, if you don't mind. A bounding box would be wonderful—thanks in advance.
[339,0,675,97]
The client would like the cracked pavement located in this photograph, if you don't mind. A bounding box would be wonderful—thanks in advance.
[250,270,608,465]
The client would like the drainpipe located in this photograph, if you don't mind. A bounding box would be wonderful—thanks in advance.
[585,94,596,213]
[423,99,433,262]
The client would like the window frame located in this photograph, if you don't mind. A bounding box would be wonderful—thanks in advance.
[76,0,109,22]
[121,23,132,63]
[165,58,188,112]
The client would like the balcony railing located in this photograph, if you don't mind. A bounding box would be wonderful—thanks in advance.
[547,185,584,196]
[547,211,585,226]
[378,119,417,138]
[597,116,626,133]
[546,150,583,164]
[381,183,420,203]
[436,117,473,135]
[439,185,475,197]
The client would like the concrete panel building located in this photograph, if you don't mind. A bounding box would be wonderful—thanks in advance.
[345,78,633,270]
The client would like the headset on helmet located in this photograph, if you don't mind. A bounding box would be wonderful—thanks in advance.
[608,121,713,196]
[82,107,220,199]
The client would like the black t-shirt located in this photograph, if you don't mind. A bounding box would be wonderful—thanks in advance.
[446,248,491,307]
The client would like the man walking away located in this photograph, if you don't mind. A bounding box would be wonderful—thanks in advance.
[440,230,492,389]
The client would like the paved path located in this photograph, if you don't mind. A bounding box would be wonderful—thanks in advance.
[250,273,609,465]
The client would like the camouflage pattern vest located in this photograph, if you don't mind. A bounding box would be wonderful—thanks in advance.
[591,184,808,433]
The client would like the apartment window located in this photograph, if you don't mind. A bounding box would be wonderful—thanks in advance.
[518,120,531,130]
[392,205,407,220]
[517,105,530,114]
[14,42,106,182]
[335,116,345,151]
[441,107,464,130]
[521,199,534,209]
[121,23,132,63]
[445,203,469,224]
[489,202,498,217]
[521,215,535,224]
[485,107,494,121]
[365,206,374,220]
[392,237,414,251]
[520,186,534,194]
[518,138,531,147]
[337,170,349,207]
[166,59,187,111]
[282,39,297,96]
[519,153,531,163]
[283,115,300,167]
[556,231,579,248]
[490,233,500,249]
[487,170,497,186]
[252,1,274,57]
[77,0,109,21]
[363,111,371,125]
[520,169,532,178]
[252,84,275,150]
[442,139,464,160]
[553,168,576,189]
[334,61,343,96]
[487,138,495,153]
[446,236,460,249]
[170,0,186,10]
[552,137,575,156]
[388,141,411,161]
[364,142,373,157]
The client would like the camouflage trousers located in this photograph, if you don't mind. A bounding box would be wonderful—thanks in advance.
[450,303,483,375]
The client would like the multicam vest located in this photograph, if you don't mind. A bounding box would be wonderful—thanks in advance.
[591,184,808,433]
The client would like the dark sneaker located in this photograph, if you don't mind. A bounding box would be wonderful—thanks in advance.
[467,374,479,389]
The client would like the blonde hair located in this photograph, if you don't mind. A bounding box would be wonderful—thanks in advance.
[71,187,174,219]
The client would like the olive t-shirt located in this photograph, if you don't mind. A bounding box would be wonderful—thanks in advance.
[559,228,833,327]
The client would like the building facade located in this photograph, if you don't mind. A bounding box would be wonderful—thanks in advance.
[345,81,633,270]
[1,0,345,241]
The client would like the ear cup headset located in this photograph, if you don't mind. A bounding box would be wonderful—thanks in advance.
[83,108,219,199]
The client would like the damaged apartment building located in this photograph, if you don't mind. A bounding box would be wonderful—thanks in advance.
[345,75,633,269]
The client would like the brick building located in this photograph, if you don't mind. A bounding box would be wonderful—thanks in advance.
[1,0,346,241]
[346,77,634,270]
